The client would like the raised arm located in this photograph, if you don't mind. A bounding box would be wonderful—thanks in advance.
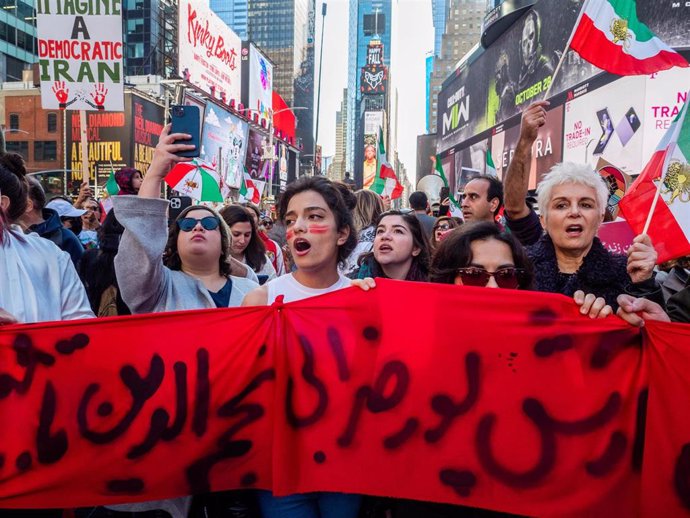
[113,125,196,313]
[504,101,549,220]
[139,123,195,198]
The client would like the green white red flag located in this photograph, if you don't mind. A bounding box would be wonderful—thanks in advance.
[569,0,688,75]
[370,127,403,200]
[486,150,497,177]
[239,168,262,205]
[619,96,690,263]
[434,154,461,213]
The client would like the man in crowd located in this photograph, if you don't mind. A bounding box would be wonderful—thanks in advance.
[460,175,504,223]
[409,191,436,237]
[20,177,85,267]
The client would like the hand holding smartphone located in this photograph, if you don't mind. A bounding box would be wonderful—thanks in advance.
[170,105,200,158]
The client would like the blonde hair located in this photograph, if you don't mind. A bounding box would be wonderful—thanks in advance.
[352,189,384,232]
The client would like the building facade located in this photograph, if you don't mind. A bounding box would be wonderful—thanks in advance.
[0,85,63,173]
[431,0,449,58]
[209,0,248,39]
[346,0,392,176]
[247,0,314,175]
[330,88,348,181]
[428,0,485,133]
[0,0,37,82]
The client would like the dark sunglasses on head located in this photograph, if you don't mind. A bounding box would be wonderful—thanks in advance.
[456,266,526,289]
[177,216,220,232]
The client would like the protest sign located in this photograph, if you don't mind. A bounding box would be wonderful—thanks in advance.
[36,0,124,111]
[0,280,685,516]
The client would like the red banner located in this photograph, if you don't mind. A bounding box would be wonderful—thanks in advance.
[641,321,690,516]
[0,280,681,515]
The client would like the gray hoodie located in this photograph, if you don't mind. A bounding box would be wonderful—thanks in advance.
[113,196,258,314]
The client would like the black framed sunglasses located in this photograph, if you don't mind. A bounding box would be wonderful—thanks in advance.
[456,266,526,289]
[177,216,220,232]
[434,223,451,232]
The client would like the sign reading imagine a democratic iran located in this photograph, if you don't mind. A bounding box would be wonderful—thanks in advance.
[36,0,124,111]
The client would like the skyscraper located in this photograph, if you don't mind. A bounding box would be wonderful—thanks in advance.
[428,0,485,132]
[346,0,392,176]
[122,0,162,77]
[330,88,348,181]
[0,0,37,82]
[209,0,248,39]
[431,0,449,58]
[247,0,314,174]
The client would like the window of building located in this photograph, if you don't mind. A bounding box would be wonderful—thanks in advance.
[363,13,386,35]
[35,141,57,161]
[9,114,19,130]
[47,113,57,133]
[5,141,28,159]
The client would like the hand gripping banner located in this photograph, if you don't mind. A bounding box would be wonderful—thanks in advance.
[0,279,683,515]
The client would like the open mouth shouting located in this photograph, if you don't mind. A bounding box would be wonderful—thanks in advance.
[377,243,393,253]
[565,224,583,237]
[293,237,312,256]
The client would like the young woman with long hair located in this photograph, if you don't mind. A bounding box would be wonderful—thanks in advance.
[220,204,276,283]
[354,210,431,282]
[342,189,384,276]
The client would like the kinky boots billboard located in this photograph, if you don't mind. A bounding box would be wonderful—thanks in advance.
[67,92,164,192]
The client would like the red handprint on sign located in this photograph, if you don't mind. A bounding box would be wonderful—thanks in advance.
[52,81,69,109]
[90,83,108,110]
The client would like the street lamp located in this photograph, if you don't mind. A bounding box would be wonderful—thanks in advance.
[265,106,308,200]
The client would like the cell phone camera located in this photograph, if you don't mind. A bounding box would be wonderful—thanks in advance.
[173,106,185,117]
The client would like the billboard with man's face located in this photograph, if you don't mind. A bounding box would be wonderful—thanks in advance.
[436,0,690,155]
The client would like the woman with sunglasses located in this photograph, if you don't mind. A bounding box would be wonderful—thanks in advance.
[431,215,460,253]
[430,223,612,319]
[430,222,534,289]
[112,125,258,316]
[243,175,362,518]
[354,210,431,282]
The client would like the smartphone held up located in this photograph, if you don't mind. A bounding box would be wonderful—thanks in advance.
[170,105,201,158]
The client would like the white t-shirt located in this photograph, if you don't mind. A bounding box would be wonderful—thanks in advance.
[266,272,350,304]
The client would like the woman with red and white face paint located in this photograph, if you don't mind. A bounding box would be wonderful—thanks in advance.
[242,176,362,518]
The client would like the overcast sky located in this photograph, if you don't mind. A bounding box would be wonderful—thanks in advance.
[314,0,434,179]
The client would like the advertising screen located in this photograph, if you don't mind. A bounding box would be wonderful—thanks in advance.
[436,0,688,155]
[247,44,273,120]
[491,103,564,189]
[178,0,242,102]
[131,96,165,175]
[563,78,645,175]
[200,102,248,190]
[245,129,269,180]
[416,134,437,186]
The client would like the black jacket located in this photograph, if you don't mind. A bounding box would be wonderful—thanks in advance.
[668,285,690,324]
[527,234,664,311]
[29,208,84,267]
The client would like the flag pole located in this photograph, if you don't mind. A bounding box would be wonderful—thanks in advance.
[543,0,591,99]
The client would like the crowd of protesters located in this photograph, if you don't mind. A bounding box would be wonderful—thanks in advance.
[1,101,689,517]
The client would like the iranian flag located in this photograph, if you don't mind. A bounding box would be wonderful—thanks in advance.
[239,169,262,205]
[434,154,463,218]
[569,0,688,76]
[618,96,690,263]
[486,150,497,177]
[370,127,404,200]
